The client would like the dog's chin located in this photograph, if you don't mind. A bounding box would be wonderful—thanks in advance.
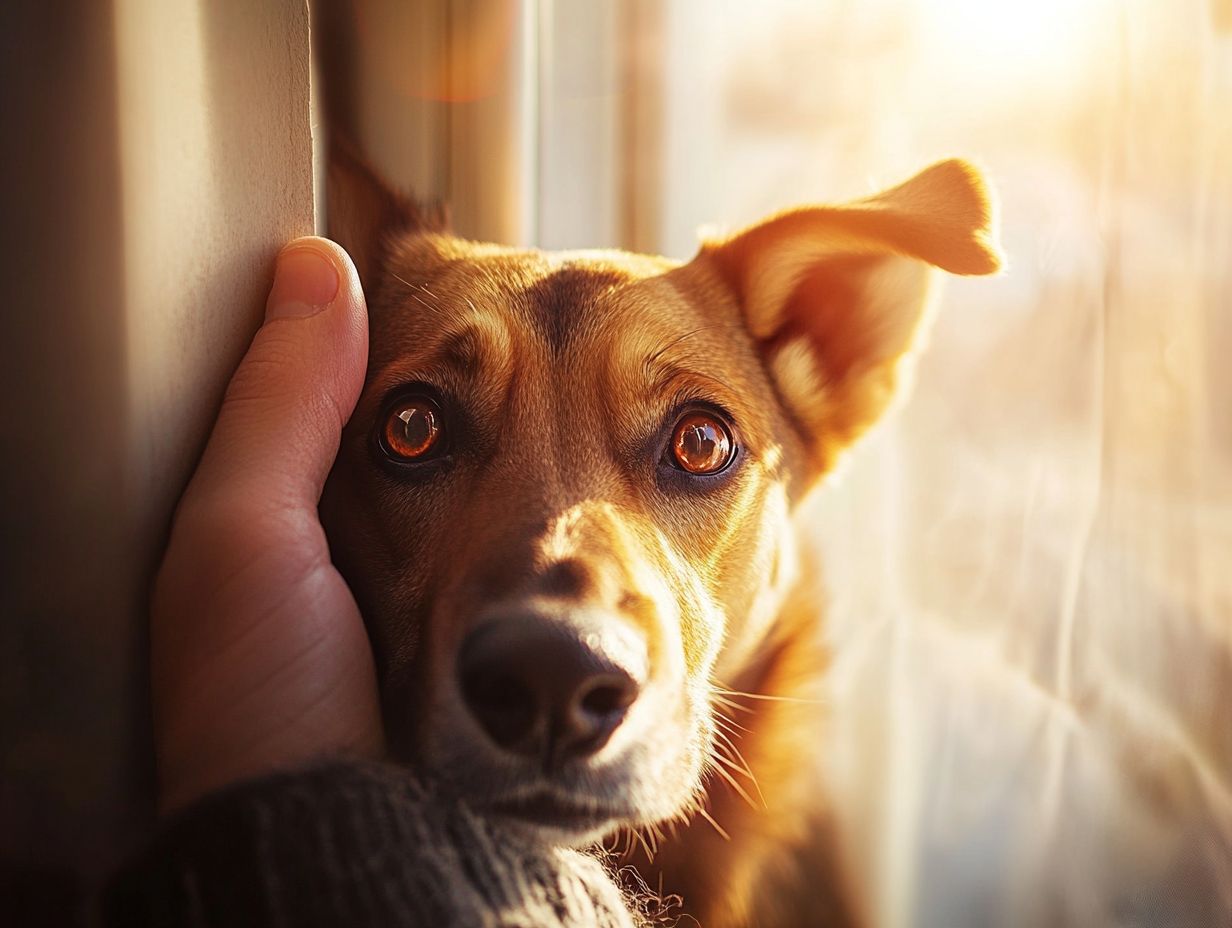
[484,788,630,846]
[405,748,699,847]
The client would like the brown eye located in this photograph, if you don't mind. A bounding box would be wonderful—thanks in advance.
[670,412,735,475]
[382,397,442,461]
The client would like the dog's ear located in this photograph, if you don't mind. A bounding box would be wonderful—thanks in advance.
[327,140,446,289]
[701,158,1002,474]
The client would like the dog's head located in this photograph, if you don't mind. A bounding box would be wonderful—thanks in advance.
[320,150,1000,843]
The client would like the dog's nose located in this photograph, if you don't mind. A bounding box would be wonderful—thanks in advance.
[457,615,640,769]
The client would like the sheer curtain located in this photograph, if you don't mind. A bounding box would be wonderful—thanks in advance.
[629,1,1231,924]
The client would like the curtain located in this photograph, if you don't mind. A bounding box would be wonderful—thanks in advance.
[641,1,1231,924]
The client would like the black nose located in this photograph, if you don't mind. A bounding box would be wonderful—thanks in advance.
[457,615,641,770]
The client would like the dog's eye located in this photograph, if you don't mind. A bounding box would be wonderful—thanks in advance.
[381,397,443,461]
[670,412,734,475]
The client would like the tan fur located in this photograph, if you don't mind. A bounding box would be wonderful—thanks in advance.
[321,146,1002,927]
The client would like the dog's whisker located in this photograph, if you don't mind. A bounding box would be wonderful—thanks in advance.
[711,729,755,777]
[708,698,769,809]
[645,829,660,857]
[708,718,768,807]
[630,823,657,861]
[682,790,706,822]
[708,757,760,807]
[669,815,686,840]
[706,731,761,790]
[716,748,764,803]
[720,719,754,740]
[709,693,754,714]
[615,826,634,860]
[649,820,668,849]
[713,710,753,737]
[635,824,652,853]
[713,686,830,706]
[710,718,753,760]
[709,754,766,810]
[696,805,732,842]
[389,272,439,310]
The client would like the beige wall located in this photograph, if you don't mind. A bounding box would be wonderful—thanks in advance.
[0,0,314,909]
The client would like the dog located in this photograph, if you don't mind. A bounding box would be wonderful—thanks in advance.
[319,145,1002,927]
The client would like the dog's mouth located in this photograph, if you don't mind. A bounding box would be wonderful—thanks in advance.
[486,788,629,837]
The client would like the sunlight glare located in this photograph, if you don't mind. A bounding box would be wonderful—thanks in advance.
[918,0,1105,87]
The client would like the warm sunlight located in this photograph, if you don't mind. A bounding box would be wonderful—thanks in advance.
[918,0,1105,86]
[6,3,1228,928]
[646,2,1231,926]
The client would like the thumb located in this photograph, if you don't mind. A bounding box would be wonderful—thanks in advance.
[186,236,369,515]
[151,237,380,809]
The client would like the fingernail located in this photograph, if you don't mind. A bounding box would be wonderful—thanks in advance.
[267,245,340,320]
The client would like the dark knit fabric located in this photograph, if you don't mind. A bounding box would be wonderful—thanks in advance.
[103,762,640,928]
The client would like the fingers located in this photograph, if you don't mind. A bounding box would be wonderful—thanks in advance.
[149,236,384,810]
[186,237,369,516]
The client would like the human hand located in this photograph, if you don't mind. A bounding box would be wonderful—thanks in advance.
[151,237,384,814]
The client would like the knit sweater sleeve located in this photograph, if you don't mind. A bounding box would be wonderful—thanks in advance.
[103,761,639,928]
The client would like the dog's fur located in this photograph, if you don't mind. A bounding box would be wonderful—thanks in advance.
[320,148,1001,927]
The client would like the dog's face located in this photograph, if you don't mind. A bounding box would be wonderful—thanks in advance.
[321,153,1000,843]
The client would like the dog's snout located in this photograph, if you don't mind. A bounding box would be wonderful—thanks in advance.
[457,615,641,769]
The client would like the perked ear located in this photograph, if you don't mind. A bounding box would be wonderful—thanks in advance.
[326,140,447,289]
[701,158,1003,475]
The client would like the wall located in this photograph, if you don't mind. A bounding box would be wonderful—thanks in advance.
[0,0,314,918]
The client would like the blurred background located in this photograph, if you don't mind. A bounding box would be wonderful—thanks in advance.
[2,1,1229,925]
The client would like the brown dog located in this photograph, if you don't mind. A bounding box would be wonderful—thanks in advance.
[320,148,1001,927]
